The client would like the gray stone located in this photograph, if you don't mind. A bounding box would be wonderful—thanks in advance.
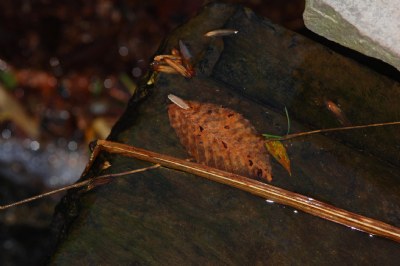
[304,0,400,71]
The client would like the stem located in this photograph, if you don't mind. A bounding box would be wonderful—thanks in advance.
[284,106,290,135]
[270,121,400,141]
[92,140,400,243]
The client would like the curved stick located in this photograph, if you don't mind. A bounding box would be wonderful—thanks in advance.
[93,140,400,243]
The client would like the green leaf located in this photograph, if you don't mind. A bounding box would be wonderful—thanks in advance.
[284,106,290,135]
[0,71,17,89]
[261,133,282,139]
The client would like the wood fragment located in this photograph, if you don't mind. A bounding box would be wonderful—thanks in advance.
[204,29,239,37]
[171,48,180,56]
[151,64,180,74]
[168,94,190,110]
[325,100,350,126]
[163,58,192,78]
[153,54,182,62]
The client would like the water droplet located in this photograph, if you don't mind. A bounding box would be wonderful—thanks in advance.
[81,33,92,43]
[265,199,274,204]
[59,110,70,120]
[2,129,11,139]
[104,78,113,89]
[132,67,142,77]
[30,140,40,151]
[23,138,31,149]
[119,46,128,56]
[68,141,78,151]
[49,57,60,67]
[0,58,9,71]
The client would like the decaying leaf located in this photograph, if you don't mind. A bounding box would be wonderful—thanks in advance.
[262,106,292,176]
[151,40,195,78]
[265,140,291,175]
[168,99,272,181]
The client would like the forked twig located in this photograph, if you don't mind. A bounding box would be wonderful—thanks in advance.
[85,140,400,243]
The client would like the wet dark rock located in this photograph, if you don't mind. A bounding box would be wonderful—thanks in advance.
[50,2,400,264]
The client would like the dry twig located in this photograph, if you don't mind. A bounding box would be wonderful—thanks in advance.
[270,121,400,141]
[0,164,160,210]
[87,140,400,243]
[2,139,400,243]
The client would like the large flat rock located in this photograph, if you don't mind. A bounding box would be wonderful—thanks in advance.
[49,2,400,264]
[304,0,400,71]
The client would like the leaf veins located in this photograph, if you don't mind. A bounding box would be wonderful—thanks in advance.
[168,100,273,182]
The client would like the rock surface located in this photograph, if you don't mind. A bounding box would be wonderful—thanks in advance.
[303,0,400,71]
[49,2,400,264]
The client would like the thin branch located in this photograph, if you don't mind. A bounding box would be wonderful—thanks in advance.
[269,121,400,141]
[93,140,400,243]
[0,164,160,210]
[3,138,400,243]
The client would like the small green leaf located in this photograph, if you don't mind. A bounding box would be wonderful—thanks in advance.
[262,133,282,139]
[0,71,17,89]
[284,106,290,135]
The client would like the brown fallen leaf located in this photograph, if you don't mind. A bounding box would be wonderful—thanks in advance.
[168,99,272,181]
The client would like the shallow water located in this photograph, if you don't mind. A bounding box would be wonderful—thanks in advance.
[0,138,86,188]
